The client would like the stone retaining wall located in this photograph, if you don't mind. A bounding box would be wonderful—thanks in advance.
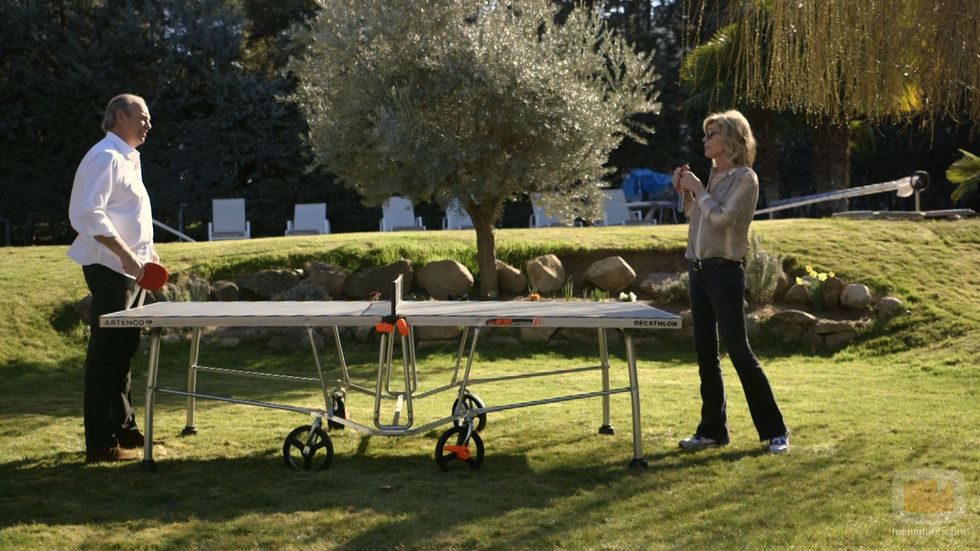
[78,253,907,354]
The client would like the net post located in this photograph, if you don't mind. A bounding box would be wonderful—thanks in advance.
[392,275,402,318]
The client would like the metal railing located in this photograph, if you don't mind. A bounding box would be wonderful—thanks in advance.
[153,219,195,242]
[756,171,930,218]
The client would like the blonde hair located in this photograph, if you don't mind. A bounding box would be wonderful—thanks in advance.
[703,110,756,167]
[101,94,145,132]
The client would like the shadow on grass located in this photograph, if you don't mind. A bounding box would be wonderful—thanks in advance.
[0,434,786,549]
[0,449,602,523]
[0,336,695,420]
[49,300,85,334]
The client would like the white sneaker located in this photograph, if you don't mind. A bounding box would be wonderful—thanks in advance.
[679,435,727,451]
[768,435,790,454]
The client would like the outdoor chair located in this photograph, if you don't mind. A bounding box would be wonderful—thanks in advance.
[208,198,251,241]
[441,199,474,230]
[598,189,651,226]
[379,196,426,231]
[285,203,331,235]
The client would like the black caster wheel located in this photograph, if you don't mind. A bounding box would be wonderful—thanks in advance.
[451,392,487,433]
[435,426,484,472]
[598,424,615,435]
[283,425,334,471]
[328,391,348,430]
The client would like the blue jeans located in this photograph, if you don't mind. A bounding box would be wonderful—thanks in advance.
[688,261,786,442]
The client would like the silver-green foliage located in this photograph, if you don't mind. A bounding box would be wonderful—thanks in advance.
[743,231,783,305]
[645,272,689,303]
[289,0,660,224]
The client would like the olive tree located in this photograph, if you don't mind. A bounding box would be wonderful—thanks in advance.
[289,0,659,296]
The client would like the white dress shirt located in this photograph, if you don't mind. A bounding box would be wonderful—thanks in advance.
[67,132,155,277]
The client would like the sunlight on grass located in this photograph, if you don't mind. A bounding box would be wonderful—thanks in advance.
[1,219,978,549]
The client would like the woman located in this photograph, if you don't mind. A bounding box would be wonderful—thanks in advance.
[673,109,789,454]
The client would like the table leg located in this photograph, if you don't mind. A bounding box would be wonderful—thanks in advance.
[598,328,614,435]
[182,327,201,436]
[141,328,162,472]
[624,332,648,469]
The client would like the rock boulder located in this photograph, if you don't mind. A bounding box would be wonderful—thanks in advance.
[584,256,636,293]
[417,260,474,299]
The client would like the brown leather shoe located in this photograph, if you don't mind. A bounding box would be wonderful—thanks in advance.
[116,430,145,449]
[85,446,139,463]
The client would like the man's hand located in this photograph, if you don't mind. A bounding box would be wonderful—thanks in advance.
[120,253,142,278]
[93,234,143,277]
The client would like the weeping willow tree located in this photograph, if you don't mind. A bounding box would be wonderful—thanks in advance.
[289,0,658,296]
[681,14,850,209]
[687,0,980,125]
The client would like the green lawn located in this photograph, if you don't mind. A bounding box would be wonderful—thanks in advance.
[0,219,977,550]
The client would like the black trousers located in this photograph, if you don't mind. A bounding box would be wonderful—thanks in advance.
[688,261,786,442]
[82,264,141,450]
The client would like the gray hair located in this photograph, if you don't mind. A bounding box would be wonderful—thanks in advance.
[101,94,145,132]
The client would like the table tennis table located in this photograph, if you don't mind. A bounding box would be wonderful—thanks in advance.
[101,277,681,472]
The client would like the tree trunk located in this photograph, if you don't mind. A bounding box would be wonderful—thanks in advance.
[746,107,780,204]
[469,206,498,299]
[812,117,851,214]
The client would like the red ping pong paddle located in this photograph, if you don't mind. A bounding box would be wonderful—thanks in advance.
[137,262,169,291]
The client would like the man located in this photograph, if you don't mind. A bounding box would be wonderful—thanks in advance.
[68,94,157,463]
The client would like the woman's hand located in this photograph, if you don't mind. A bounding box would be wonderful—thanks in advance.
[678,170,706,196]
[672,163,690,193]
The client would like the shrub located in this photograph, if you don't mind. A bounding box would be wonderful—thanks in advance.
[744,231,783,305]
[645,272,690,303]
[562,277,575,301]
[583,288,610,301]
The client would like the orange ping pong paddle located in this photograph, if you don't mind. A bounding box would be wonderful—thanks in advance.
[137,262,169,291]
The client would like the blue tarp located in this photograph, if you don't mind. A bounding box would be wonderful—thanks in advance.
[622,169,673,201]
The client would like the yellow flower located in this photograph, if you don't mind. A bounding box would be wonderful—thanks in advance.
[828,272,835,278]
[818,273,828,282]
[795,277,803,285]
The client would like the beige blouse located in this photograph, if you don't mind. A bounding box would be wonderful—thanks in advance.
[683,166,759,262]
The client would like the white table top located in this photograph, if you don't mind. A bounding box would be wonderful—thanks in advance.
[100,300,682,330]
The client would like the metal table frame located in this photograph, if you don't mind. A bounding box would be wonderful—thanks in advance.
[102,298,681,472]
